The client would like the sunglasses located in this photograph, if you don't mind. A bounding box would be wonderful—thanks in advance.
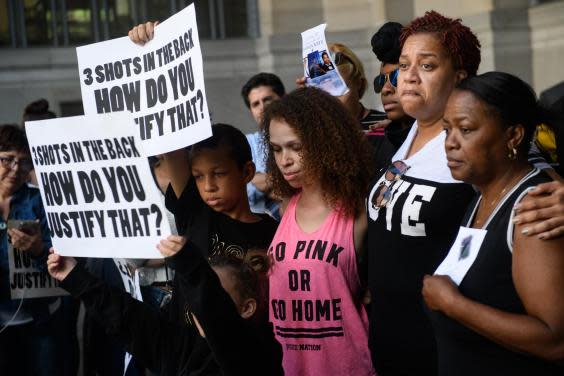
[373,68,399,93]
[332,52,354,66]
[371,160,410,210]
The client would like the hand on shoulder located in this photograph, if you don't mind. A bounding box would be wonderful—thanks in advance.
[513,181,564,240]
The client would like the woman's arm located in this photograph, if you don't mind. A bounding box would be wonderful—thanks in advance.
[423,216,564,362]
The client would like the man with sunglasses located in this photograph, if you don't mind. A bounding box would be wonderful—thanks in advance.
[370,22,414,149]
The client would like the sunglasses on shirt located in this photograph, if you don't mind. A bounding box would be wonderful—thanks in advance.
[371,160,410,210]
[373,68,399,93]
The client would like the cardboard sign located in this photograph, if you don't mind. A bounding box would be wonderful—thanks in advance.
[8,244,68,299]
[25,113,171,258]
[77,4,212,155]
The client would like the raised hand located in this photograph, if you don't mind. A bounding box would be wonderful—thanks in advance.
[128,21,160,45]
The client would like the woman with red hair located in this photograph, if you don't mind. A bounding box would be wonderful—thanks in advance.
[366,11,479,375]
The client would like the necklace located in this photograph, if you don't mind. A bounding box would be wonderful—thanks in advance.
[474,185,510,227]
[474,166,533,227]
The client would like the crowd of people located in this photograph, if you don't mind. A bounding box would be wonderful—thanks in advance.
[1,9,564,376]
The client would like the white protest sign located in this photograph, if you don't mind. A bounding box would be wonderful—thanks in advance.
[76,4,212,155]
[25,113,171,259]
[8,244,68,299]
[302,24,349,96]
[434,226,487,285]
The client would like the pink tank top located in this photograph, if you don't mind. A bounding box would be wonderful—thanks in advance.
[269,194,375,376]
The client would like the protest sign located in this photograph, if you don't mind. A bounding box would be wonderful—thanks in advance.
[25,113,172,259]
[302,24,349,96]
[8,244,68,299]
[76,4,212,155]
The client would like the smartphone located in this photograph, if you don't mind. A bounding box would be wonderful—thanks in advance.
[7,219,40,235]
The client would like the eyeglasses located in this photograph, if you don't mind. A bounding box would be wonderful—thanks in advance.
[371,160,410,210]
[373,68,399,93]
[0,156,33,172]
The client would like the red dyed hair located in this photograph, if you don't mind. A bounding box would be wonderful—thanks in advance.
[400,10,481,76]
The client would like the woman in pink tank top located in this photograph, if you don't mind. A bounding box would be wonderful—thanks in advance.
[261,87,376,376]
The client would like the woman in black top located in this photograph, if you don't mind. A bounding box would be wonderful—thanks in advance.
[423,72,564,375]
[366,11,480,375]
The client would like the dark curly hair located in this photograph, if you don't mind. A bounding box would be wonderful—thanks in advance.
[261,87,374,217]
[400,10,481,76]
[241,73,286,109]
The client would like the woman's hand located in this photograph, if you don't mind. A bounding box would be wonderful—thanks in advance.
[47,249,77,282]
[157,235,187,257]
[8,227,43,258]
[128,21,160,45]
[369,119,392,131]
[422,274,461,314]
[513,181,564,240]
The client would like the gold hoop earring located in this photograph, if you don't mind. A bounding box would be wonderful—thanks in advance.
[508,147,517,160]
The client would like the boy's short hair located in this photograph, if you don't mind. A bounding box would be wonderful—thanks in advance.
[190,123,252,169]
[241,73,286,109]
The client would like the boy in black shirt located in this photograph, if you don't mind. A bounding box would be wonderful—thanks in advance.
[163,123,278,325]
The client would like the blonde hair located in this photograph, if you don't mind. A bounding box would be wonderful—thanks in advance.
[328,42,367,98]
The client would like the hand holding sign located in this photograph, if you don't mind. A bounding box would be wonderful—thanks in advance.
[47,250,77,282]
[157,235,187,257]
[129,21,160,45]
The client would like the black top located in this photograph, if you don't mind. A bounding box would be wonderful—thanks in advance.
[61,241,284,376]
[384,120,413,149]
[164,178,278,324]
[361,109,397,173]
[427,169,562,376]
[366,126,475,375]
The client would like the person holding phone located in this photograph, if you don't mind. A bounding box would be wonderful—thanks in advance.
[0,124,64,376]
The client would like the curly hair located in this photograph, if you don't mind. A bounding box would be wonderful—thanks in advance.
[261,87,374,217]
[400,10,481,76]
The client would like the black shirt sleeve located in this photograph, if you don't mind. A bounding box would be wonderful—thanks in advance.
[167,241,284,376]
[60,265,195,374]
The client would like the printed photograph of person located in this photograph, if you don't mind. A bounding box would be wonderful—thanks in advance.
[321,51,335,71]
[306,50,348,95]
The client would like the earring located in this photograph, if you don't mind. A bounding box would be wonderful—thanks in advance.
[508,147,517,160]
